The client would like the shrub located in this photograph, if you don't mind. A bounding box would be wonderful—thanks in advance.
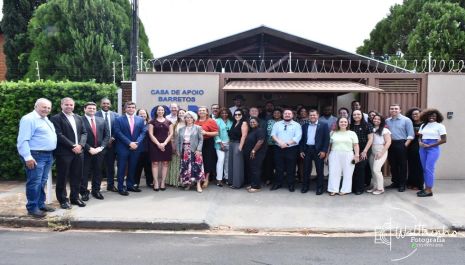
[0,80,117,180]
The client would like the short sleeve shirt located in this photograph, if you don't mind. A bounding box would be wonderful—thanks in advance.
[372,128,391,145]
[419,122,446,140]
[330,130,359,152]
[350,123,373,150]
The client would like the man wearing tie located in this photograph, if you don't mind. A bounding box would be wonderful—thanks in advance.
[299,109,330,195]
[114,101,147,195]
[50,97,87,208]
[80,102,110,201]
[96,98,119,192]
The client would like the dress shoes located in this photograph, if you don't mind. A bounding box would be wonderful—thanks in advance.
[300,187,309,194]
[398,186,406,192]
[91,191,104,200]
[107,186,118,192]
[118,190,129,196]
[270,184,282,191]
[60,202,72,210]
[127,186,142,192]
[70,199,86,207]
[288,185,295,192]
[316,189,324,195]
[81,192,90,201]
[28,210,46,218]
[39,205,55,212]
[385,183,398,189]
[417,190,433,197]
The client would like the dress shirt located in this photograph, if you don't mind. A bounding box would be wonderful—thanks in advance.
[166,114,178,124]
[101,110,112,135]
[306,121,318,145]
[271,120,302,147]
[64,112,78,145]
[319,115,337,131]
[229,106,238,115]
[17,110,57,161]
[85,115,104,150]
[385,114,414,140]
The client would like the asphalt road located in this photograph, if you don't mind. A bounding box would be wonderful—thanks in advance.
[0,230,464,265]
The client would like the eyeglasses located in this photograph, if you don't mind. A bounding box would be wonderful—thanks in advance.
[234,114,242,116]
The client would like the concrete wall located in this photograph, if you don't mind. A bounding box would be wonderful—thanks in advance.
[427,74,465,179]
[136,73,220,118]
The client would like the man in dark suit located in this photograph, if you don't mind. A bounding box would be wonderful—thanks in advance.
[299,109,330,195]
[80,102,110,201]
[114,101,146,196]
[96,98,119,192]
[50,97,87,208]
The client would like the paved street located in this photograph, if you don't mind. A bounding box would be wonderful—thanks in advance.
[0,229,464,265]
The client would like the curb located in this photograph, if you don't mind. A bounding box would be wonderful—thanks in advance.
[0,216,210,231]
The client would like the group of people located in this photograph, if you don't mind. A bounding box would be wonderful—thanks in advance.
[17,96,447,218]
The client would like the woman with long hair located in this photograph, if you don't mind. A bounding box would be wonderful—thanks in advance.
[134,109,153,188]
[166,109,186,187]
[214,107,233,187]
[243,117,267,192]
[228,109,248,188]
[195,106,219,189]
[327,117,359,196]
[147,105,174,191]
[417,109,447,197]
[405,107,424,190]
[177,111,205,193]
[368,114,391,195]
[350,110,373,195]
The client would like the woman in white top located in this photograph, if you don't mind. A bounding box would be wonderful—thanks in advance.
[368,114,391,195]
[417,109,447,197]
[327,117,359,196]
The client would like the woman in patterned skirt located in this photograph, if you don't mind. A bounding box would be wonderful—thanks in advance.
[166,109,186,187]
[177,111,205,193]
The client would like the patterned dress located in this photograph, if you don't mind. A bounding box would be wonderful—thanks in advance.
[179,126,205,185]
[166,122,185,187]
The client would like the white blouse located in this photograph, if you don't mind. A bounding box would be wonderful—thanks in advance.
[419,122,447,140]
[372,127,391,145]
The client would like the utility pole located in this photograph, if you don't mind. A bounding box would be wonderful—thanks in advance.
[130,0,139,81]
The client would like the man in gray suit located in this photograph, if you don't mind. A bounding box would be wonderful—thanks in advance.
[95,98,119,192]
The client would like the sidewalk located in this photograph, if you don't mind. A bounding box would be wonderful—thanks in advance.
[1,180,464,232]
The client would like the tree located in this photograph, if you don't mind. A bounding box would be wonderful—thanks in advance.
[357,0,465,63]
[0,0,47,80]
[24,0,152,83]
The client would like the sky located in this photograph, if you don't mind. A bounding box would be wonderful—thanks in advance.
[0,0,404,57]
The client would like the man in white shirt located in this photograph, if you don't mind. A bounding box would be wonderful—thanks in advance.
[166,103,179,124]
[229,95,245,115]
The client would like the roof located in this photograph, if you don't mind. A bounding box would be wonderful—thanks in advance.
[223,80,383,93]
[154,26,409,73]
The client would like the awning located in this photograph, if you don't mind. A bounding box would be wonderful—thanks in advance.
[222,80,383,92]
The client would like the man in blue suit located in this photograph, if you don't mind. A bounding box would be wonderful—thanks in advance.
[96,98,119,192]
[299,109,330,195]
[114,101,146,196]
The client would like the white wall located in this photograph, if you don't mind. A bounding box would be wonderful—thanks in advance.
[427,74,465,179]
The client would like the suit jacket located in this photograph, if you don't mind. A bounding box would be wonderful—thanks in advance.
[114,114,146,154]
[176,125,203,153]
[299,122,330,154]
[50,112,87,156]
[81,116,110,152]
[96,110,119,138]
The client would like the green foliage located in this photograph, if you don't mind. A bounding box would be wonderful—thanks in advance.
[0,0,47,80]
[22,0,152,83]
[0,80,117,180]
[357,0,465,63]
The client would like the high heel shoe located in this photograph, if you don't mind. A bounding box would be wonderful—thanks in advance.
[153,187,159,192]
[160,187,166,191]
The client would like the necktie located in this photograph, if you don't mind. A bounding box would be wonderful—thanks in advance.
[105,112,111,135]
[129,115,134,135]
[91,118,98,147]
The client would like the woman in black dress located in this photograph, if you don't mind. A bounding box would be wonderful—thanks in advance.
[228,109,248,188]
[406,107,424,190]
[243,117,267,192]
